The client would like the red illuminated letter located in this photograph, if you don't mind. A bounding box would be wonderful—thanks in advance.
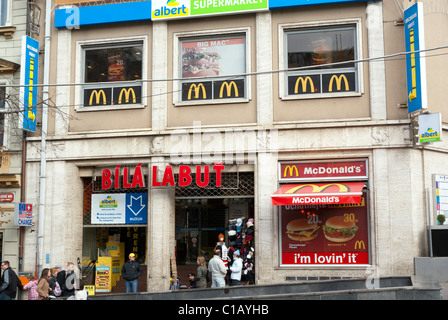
[178,165,192,186]
[213,163,224,187]
[196,165,209,188]
[102,169,112,189]
[162,166,175,186]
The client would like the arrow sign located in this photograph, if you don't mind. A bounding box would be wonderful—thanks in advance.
[127,195,146,216]
[125,193,148,224]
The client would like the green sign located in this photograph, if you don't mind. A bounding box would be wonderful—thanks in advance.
[151,0,269,20]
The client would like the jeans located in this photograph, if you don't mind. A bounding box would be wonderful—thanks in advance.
[211,277,225,288]
[0,292,14,300]
[125,279,138,293]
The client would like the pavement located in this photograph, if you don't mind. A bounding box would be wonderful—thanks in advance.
[441,282,448,300]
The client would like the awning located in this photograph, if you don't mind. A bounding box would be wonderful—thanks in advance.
[271,182,365,206]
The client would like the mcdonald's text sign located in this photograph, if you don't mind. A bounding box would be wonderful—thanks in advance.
[279,160,367,182]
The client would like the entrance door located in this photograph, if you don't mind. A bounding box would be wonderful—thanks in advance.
[175,199,227,264]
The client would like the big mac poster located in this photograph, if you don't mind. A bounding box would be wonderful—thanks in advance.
[280,194,369,266]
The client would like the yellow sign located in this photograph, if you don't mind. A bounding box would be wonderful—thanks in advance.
[118,87,137,104]
[328,74,349,92]
[95,257,112,292]
[219,81,239,98]
[294,76,314,94]
[84,285,95,296]
[188,83,207,100]
[89,89,107,105]
[408,28,417,102]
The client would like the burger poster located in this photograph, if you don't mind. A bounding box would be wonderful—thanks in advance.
[280,195,369,266]
[181,37,245,79]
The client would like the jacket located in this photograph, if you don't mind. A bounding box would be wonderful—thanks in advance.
[0,267,22,299]
[208,255,226,278]
[230,258,243,281]
[194,265,208,288]
[36,278,50,300]
[121,260,142,281]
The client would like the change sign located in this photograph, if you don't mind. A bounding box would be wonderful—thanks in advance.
[14,203,33,226]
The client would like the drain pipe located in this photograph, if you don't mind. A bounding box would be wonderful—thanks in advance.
[37,0,51,274]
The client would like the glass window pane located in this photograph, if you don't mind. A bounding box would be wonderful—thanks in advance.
[287,27,355,69]
[84,44,143,83]
[0,0,7,26]
[181,36,246,79]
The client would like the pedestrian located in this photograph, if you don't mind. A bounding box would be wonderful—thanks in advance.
[36,268,51,300]
[187,273,196,288]
[121,253,142,293]
[0,261,23,300]
[57,262,76,297]
[48,267,61,299]
[208,249,226,288]
[194,255,208,288]
[23,274,39,300]
[67,279,87,300]
[229,250,243,286]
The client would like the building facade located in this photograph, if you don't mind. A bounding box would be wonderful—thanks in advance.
[12,0,448,293]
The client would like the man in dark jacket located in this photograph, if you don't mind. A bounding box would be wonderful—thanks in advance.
[121,253,142,293]
[0,261,23,300]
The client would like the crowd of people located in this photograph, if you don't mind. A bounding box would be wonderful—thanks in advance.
[0,261,87,300]
[187,217,255,289]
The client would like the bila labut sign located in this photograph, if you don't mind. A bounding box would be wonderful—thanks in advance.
[151,0,268,20]
[101,163,224,189]
[404,2,427,114]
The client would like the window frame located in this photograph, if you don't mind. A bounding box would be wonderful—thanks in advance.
[0,0,11,27]
[0,81,9,147]
[173,27,252,106]
[279,18,364,100]
[75,35,148,112]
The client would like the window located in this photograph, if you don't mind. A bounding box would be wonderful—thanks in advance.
[282,22,361,99]
[176,31,249,105]
[0,0,8,27]
[82,41,144,108]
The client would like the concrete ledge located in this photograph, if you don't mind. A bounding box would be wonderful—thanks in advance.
[88,276,441,300]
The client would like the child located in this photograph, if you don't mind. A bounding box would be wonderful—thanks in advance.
[188,273,197,289]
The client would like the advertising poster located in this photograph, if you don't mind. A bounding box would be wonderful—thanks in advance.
[91,193,148,224]
[280,194,369,266]
[95,257,112,292]
[182,37,245,79]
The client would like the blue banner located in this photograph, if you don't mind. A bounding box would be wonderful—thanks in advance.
[404,2,427,113]
[20,36,39,132]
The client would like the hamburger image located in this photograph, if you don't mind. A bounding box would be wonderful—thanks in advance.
[182,47,221,78]
[108,64,125,76]
[323,216,358,243]
[286,219,320,242]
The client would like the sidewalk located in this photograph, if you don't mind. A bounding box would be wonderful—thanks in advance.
[441,282,448,300]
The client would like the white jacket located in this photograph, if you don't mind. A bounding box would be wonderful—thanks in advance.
[230,258,243,281]
[208,255,227,278]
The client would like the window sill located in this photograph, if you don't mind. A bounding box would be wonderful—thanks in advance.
[280,91,362,101]
[0,26,16,40]
[174,98,249,107]
[75,104,146,112]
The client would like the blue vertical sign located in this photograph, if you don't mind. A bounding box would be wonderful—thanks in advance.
[404,2,427,114]
[19,36,39,132]
[125,193,148,224]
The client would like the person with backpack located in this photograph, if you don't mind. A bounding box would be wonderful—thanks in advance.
[194,255,208,288]
[0,261,23,300]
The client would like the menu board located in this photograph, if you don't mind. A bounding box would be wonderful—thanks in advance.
[280,194,369,266]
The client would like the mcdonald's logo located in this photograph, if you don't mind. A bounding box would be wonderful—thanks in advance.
[188,83,207,100]
[283,165,299,178]
[219,81,239,98]
[89,90,107,106]
[118,87,137,104]
[286,183,349,194]
[328,74,349,92]
[355,240,365,250]
[294,76,314,94]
